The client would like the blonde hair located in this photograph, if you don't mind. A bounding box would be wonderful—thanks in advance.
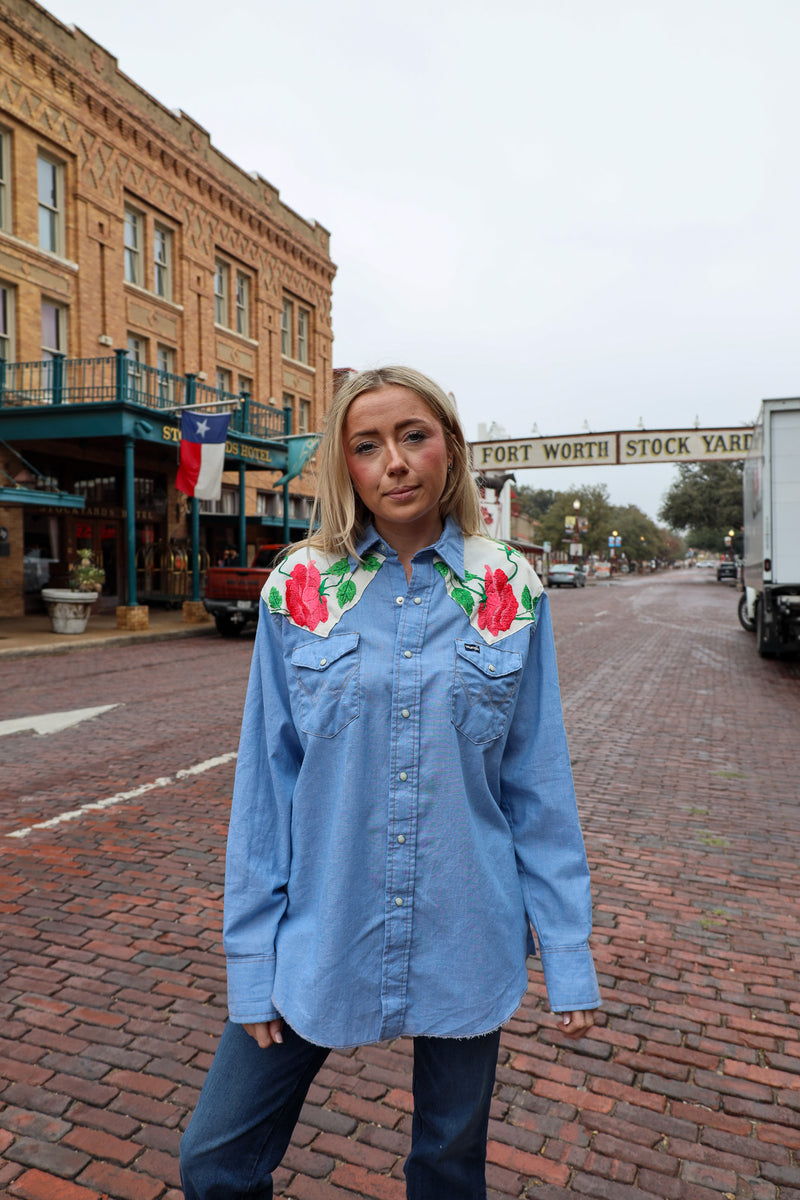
[301,366,485,560]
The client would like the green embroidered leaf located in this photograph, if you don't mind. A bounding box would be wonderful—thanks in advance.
[362,555,382,573]
[434,560,449,579]
[337,579,357,607]
[268,587,282,611]
[464,570,482,581]
[521,584,533,611]
[452,586,474,615]
[326,557,350,576]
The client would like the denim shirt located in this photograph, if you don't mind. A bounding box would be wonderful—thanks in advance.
[224,517,599,1047]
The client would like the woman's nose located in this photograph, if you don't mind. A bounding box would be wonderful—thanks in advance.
[385,442,408,473]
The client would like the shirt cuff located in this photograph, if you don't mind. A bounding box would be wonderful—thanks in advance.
[226,954,280,1024]
[538,945,601,1012]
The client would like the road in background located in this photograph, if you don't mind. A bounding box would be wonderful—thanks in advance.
[1,572,799,1199]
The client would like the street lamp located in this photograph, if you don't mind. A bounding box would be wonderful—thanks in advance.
[572,499,580,561]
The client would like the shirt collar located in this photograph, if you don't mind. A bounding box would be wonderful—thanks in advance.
[353,515,465,579]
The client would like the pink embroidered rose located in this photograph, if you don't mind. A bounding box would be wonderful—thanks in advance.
[477,566,518,635]
[285,562,329,631]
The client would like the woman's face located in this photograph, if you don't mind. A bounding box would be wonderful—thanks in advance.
[342,385,451,550]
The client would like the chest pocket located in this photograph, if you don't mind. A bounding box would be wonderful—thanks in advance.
[451,639,523,744]
[291,632,360,738]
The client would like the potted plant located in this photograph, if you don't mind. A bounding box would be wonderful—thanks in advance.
[41,551,106,634]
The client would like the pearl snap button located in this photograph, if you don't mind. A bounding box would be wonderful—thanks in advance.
[396,596,404,605]
[395,896,404,906]
[404,650,412,658]
[488,664,495,673]
[320,658,327,666]
[399,771,408,781]
[413,596,422,604]
[401,709,410,718]
[397,834,406,844]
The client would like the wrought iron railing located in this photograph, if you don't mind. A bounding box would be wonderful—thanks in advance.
[0,352,292,440]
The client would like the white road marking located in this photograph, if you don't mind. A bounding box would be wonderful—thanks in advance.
[0,705,121,738]
[594,611,609,617]
[5,751,238,839]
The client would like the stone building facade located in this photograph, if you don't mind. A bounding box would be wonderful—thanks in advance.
[0,0,336,617]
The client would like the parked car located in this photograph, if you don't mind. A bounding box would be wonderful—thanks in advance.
[547,563,587,588]
[717,560,738,582]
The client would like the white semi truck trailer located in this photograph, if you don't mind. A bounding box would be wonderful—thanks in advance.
[740,397,800,657]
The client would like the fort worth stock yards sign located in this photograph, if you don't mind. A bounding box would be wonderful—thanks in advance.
[471,427,753,471]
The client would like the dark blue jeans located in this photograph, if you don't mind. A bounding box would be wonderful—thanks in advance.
[180,1020,501,1200]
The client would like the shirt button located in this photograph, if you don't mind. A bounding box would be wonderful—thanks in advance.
[397,834,406,844]
[403,650,412,659]
[401,709,410,718]
[395,896,404,906]
[413,596,422,605]
[396,596,404,605]
[488,664,495,673]
[320,658,327,666]
[398,771,408,781]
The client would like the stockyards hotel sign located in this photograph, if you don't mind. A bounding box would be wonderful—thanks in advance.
[471,427,754,471]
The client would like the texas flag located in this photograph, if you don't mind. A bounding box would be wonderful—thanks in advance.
[175,411,231,501]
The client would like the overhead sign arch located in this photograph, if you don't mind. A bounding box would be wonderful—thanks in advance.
[471,427,754,471]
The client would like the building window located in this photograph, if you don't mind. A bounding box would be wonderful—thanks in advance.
[216,367,232,395]
[297,307,310,364]
[0,285,14,362]
[256,490,283,518]
[199,486,239,515]
[127,334,145,398]
[157,344,175,404]
[0,132,9,232]
[154,225,172,299]
[298,398,311,435]
[38,154,63,255]
[282,391,295,432]
[41,300,65,359]
[235,272,250,337]
[281,298,293,357]
[238,373,253,400]
[124,207,142,285]
[214,260,229,325]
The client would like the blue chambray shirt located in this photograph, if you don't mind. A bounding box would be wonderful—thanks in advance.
[224,517,600,1047]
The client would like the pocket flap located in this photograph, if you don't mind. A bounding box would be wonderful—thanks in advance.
[291,632,360,672]
[454,639,522,678]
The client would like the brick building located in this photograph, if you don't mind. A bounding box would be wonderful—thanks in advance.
[0,0,335,619]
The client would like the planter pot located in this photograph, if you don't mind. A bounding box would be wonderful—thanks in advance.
[41,588,98,634]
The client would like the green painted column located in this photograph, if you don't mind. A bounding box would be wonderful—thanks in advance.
[239,462,247,565]
[124,435,137,606]
[191,496,200,601]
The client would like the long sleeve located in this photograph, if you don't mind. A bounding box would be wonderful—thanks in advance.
[223,600,303,1023]
[499,593,600,1013]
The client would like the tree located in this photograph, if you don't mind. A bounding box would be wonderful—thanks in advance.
[514,487,557,522]
[537,484,613,558]
[658,462,743,551]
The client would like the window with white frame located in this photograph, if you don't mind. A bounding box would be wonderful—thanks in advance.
[0,132,9,232]
[298,398,311,435]
[297,307,310,364]
[281,297,293,357]
[0,285,14,362]
[214,260,229,325]
[41,300,65,359]
[238,374,253,400]
[216,367,232,395]
[124,207,142,285]
[157,344,175,404]
[127,334,145,398]
[256,490,283,518]
[153,225,172,299]
[235,272,250,337]
[38,154,64,255]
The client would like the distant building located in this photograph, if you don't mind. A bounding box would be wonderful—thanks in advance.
[0,0,335,618]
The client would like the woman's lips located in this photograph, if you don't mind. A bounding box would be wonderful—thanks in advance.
[385,486,418,499]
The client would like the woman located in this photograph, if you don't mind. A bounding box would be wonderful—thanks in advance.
[180,366,600,1200]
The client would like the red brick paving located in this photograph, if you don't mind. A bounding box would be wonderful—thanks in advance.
[1,571,799,1198]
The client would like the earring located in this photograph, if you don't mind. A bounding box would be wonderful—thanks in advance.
[447,461,453,472]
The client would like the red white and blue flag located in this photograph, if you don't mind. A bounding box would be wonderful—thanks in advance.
[175,411,231,501]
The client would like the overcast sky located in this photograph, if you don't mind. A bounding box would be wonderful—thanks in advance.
[44,0,800,520]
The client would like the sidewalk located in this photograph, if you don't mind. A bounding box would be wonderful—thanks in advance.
[0,605,218,658]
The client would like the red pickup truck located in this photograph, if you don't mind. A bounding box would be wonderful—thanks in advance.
[203,544,283,636]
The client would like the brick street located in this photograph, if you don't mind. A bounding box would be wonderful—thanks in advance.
[1,570,799,1200]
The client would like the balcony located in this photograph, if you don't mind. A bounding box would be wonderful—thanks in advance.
[0,351,290,441]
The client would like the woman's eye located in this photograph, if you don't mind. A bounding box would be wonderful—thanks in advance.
[405,429,427,444]
[354,440,376,455]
